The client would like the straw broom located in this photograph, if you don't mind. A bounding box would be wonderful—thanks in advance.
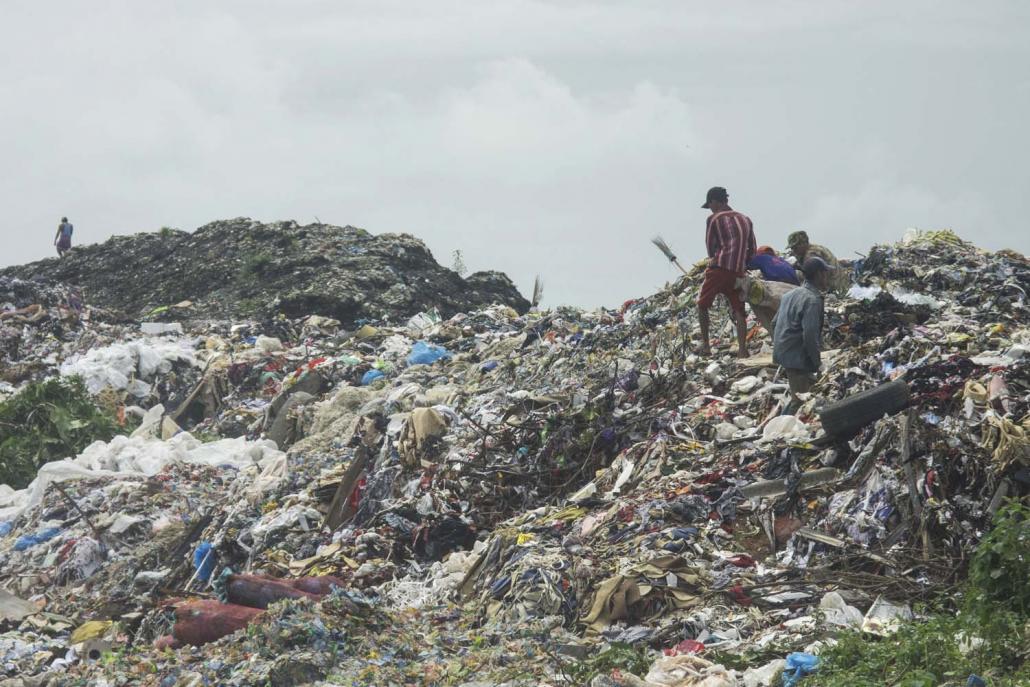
[531,276,544,308]
[651,236,690,276]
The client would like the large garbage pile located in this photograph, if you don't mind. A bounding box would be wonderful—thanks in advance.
[0,277,96,390]
[0,219,530,323]
[0,230,1026,686]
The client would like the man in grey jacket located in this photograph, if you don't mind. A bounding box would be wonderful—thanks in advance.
[772,257,832,399]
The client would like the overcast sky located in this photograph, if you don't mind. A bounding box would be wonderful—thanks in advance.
[2,1,1028,307]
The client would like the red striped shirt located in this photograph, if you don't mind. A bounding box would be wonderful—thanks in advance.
[705,210,756,274]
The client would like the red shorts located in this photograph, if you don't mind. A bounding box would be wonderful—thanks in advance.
[697,266,746,315]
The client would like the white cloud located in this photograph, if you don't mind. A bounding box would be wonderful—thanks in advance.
[0,1,1027,307]
[801,180,993,258]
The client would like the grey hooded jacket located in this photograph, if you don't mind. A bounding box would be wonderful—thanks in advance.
[772,281,824,372]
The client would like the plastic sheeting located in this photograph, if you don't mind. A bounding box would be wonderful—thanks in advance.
[762,415,811,441]
[0,406,286,522]
[643,654,735,686]
[60,338,199,396]
[847,284,943,309]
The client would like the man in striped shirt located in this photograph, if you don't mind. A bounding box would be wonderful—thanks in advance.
[697,186,757,358]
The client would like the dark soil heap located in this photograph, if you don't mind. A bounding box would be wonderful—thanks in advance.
[0,219,529,323]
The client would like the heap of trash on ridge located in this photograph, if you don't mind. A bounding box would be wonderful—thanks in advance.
[0,223,1027,686]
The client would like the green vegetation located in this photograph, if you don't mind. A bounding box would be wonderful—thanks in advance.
[811,501,1030,686]
[0,377,125,489]
[967,500,1029,621]
[241,251,274,278]
[558,642,651,684]
[236,297,261,314]
[277,233,300,251]
[158,226,177,238]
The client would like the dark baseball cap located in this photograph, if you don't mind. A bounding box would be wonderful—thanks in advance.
[701,186,728,209]
[801,256,832,278]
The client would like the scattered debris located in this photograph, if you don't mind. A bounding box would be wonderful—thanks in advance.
[0,228,1026,684]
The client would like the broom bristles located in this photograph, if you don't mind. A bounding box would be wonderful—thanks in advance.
[531,276,544,307]
[651,235,677,262]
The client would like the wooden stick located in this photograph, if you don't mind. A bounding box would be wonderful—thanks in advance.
[53,482,107,548]
[184,548,213,592]
[899,409,931,559]
[324,444,370,531]
[900,409,921,517]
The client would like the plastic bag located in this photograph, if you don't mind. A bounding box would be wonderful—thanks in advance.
[763,415,810,441]
[406,341,451,366]
[861,595,913,636]
[13,526,61,552]
[782,652,818,686]
[743,659,785,687]
[644,653,734,686]
[361,369,385,385]
[819,591,863,627]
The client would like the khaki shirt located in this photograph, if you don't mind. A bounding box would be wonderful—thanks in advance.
[803,244,849,293]
[803,243,838,268]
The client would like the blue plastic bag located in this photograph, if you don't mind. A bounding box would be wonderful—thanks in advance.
[407,341,451,366]
[13,527,61,552]
[481,360,499,372]
[193,541,216,582]
[361,369,385,385]
[782,652,819,686]
[0,522,12,537]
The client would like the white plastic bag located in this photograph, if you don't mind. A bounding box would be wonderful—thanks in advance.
[763,415,810,441]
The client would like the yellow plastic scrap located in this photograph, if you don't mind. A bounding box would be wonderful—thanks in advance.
[264,549,293,572]
[964,380,988,404]
[70,620,112,644]
[906,229,965,247]
[515,533,535,546]
[204,336,229,351]
[982,413,1030,469]
[545,506,588,523]
[355,324,379,339]
[931,229,964,245]
[288,542,342,576]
